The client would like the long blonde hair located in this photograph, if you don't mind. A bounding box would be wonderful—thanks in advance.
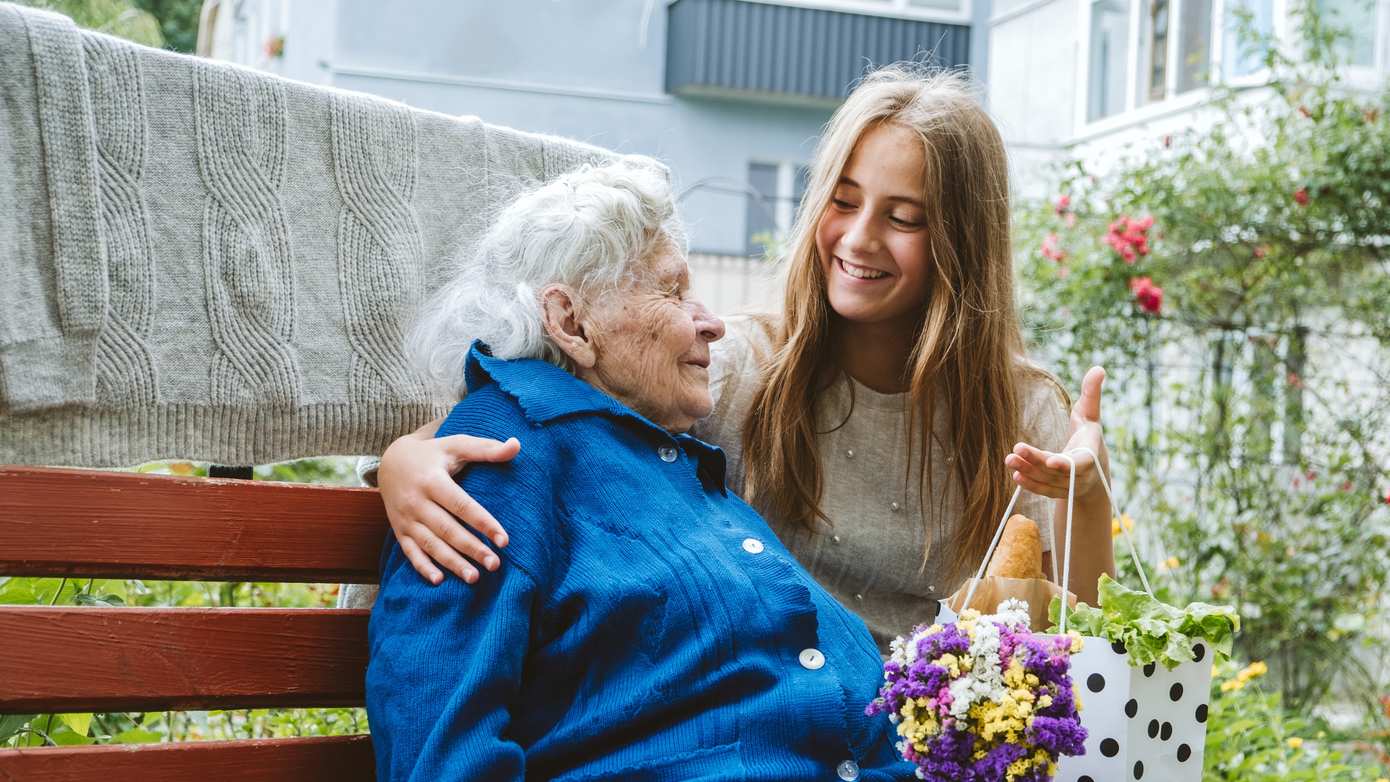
[741,65,1036,581]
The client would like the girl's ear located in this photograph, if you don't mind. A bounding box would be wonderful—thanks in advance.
[539,284,598,369]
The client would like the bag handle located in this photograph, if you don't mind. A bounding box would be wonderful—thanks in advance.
[958,446,1152,634]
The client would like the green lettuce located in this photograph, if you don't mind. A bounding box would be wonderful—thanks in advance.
[1047,574,1240,669]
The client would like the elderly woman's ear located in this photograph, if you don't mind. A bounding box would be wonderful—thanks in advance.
[539,284,598,369]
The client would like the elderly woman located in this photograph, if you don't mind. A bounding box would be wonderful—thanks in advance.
[366,161,913,781]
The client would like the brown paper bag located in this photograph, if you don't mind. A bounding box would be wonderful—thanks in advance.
[944,576,1077,631]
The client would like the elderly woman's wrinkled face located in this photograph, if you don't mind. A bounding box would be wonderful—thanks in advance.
[583,243,725,432]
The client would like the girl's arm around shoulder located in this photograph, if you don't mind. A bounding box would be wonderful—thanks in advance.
[436,383,568,583]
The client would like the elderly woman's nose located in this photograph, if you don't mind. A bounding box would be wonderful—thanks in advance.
[689,299,725,342]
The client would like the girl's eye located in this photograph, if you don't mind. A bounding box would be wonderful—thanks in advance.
[831,198,857,210]
[890,215,924,229]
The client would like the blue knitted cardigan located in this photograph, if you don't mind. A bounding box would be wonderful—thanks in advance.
[366,343,914,781]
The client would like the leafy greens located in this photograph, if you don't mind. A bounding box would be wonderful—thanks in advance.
[1047,574,1240,669]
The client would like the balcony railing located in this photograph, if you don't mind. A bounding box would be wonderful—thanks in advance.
[666,0,972,104]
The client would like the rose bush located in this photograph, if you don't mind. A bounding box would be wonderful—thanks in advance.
[1016,0,1390,774]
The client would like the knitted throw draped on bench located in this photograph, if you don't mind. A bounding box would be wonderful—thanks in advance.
[0,3,633,467]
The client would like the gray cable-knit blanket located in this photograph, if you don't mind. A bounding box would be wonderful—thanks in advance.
[0,3,634,467]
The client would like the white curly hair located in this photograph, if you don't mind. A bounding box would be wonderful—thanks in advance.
[408,158,684,401]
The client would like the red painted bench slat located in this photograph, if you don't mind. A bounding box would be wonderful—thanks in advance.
[0,466,385,583]
[0,606,368,713]
[0,735,374,782]
[0,466,381,778]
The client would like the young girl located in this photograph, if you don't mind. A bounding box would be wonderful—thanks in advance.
[371,65,1116,646]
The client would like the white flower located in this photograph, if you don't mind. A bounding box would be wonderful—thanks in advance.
[992,598,1032,630]
[944,619,1010,720]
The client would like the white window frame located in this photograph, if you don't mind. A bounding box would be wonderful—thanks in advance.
[729,0,973,27]
[1076,0,1387,134]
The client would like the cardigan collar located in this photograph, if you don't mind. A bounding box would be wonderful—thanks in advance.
[464,341,728,493]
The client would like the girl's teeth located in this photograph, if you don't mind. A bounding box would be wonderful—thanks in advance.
[841,259,886,279]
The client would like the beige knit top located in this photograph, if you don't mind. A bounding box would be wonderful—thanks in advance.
[693,315,1071,650]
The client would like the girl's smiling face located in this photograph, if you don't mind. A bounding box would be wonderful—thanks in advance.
[816,122,932,331]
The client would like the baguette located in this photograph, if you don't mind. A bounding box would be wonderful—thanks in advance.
[984,514,1045,580]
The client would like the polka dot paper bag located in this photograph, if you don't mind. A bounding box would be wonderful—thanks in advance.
[940,448,1235,782]
[1054,635,1213,781]
[1044,451,1231,781]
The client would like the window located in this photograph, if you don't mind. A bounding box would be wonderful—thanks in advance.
[1088,0,1134,121]
[1134,0,1212,101]
[745,162,810,256]
[1178,0,1214,91]
[1088,0,1388,123]
[1087,0,1276,121]
[1318,0,1377,66]
[746,163,780,256]
[1222,0,1274,78]
[1138,0,1173,104]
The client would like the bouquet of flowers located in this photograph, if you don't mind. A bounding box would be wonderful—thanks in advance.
[867,599,1088,781]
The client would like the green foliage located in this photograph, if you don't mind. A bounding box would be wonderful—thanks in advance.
[1015,0,1390,765]
[15,0,164,47]
[129,0,201,52]
[16,0,203,52]
[1204,661,1386,781]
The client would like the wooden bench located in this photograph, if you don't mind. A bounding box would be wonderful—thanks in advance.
[0,466,387,781]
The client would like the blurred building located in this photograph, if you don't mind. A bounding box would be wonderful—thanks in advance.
[200,0,1388,311]
[199,0,979,312]
[990,0,1389,195]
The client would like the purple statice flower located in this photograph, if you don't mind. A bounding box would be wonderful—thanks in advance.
[972,742,1028,779]
[867,606,1088,781]
[918,728,973,782]
[1028,715,1089,757]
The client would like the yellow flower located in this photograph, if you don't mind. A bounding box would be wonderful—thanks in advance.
[1157,555,1180,572]
[1233,660,1268,685]
[1111,513,1135,538]
[1067,632,1085,653]
[1218,660,1268,692]
[938,653,961,676]
[1286,737,1304,750]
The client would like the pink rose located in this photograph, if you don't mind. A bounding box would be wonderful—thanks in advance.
[1129,277,1163,314]
[1106,214,1154,263]
[1294,187,1310,206]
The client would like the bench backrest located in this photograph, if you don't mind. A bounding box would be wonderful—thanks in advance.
[0,466,386,781]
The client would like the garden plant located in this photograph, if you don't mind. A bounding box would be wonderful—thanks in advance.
[1016,2,1390,777]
